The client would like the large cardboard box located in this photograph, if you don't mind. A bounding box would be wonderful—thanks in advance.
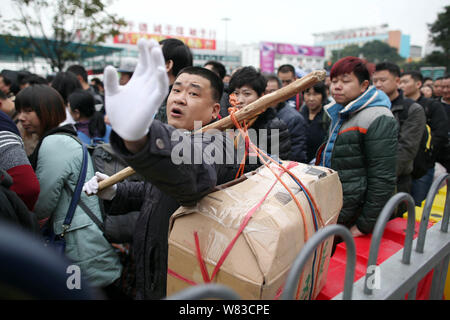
[167,161,343,299]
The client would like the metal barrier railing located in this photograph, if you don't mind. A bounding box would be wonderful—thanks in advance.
[281,224,356,300]
[335,173,450,300]
[363,192,417,296]
[166,174,449,301]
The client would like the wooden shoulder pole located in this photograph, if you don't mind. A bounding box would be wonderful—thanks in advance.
[96,70,326,192]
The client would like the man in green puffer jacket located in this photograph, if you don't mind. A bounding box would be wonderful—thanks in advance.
[316,57,398,236]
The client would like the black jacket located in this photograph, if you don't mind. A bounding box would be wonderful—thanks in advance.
[276,103,307,163]
[250,107,291,160]
[416,95,448,166]
[299,106,330,163]
[108,120,261,299]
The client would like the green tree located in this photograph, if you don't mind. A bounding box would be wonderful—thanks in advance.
[361,40,403,64]
[330,44,361,64]
[427,5,450,70]
[1,0,126,71]
[329,40,404,65]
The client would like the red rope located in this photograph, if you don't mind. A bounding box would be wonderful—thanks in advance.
[167,268,197,286]
[168,105,326,299]
[194,231,211,283]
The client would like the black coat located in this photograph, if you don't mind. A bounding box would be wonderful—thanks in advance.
[415,95,448,166]
[251,107,291,161]
[276,103,308,163]
[299,106,330,163]
[108,120,261,299]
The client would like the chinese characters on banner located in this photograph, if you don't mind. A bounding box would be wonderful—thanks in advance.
[115,22,217,50]
[114,33,216,50]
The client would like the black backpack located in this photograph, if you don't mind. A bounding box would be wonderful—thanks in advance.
[90,143,144,182]
[397,100,432,180]
[0,169,39,233]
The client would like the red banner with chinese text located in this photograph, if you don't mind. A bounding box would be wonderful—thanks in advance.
[113,32,216,50]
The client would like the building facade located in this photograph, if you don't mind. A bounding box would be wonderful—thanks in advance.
[313,24,411,59]
[240,42,326,75]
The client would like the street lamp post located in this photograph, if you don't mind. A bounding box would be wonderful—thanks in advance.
[221,17,231,70]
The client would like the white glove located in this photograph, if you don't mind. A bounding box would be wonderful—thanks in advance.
[104,38,169,141]
[83,172,117,201]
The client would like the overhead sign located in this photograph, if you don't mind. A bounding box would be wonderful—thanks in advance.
[113,33,216,50]
[260,42,325,73]
[114,21,217,50]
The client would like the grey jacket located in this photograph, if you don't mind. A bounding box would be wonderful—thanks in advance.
[391,92,426,179]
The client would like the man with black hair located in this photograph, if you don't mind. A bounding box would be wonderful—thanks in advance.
[399,71,448,205]
[204,60,231,118]
[373,63,426,201]
[277,64,303,110]
[67,64,104,108]
[204,60,226,81]
[434,77,444,99]
[0,75,13,98]
[154,38,193,123]
[0,91,15,118]
[83,39,260,299]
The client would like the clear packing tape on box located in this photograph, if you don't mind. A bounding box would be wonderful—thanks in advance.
[167,161,343,300]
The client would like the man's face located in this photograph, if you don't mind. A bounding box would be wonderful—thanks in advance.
[166,73,219,131]
[265,79,280,108]
[330,72,368,106]
[277,71,296,87]
[265,79,279,95]
[442,78,450,101]
[233,85,260,108]
[434,79,443,97]
[424,79,433,87]
[0,97,15,117]
[399,75,420,97]
[372,70,399,98]
[0,76,10,95]
[119,73,132,86]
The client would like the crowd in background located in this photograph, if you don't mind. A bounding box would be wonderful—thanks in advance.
[0,37,449,299]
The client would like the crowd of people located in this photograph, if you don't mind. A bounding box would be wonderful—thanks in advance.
[0,37,449,300]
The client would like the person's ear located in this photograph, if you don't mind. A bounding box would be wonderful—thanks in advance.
[416,81,422,90]
[211,102,220,120]
[165,60,174,74]
[361,79,370,93]
[71,108,81,121]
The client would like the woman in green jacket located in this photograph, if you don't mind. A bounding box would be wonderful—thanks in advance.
[16,85,122,295]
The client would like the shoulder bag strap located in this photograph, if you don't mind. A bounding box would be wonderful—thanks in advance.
[61,143,88,235]
[62,183,105,233]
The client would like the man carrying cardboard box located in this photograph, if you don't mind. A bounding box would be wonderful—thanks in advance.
[83,39,265,299]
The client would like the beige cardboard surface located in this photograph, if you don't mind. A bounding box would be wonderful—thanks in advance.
[167,161,343,299]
